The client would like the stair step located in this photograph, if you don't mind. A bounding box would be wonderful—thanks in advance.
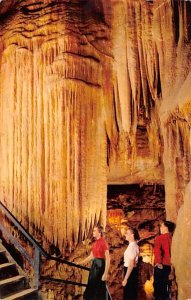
[2,288,37,300]
[0,262,15,269]
[0,250,8,264]
[0,250,6,254]
[0,275,25,286]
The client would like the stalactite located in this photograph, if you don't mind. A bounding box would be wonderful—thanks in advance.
[109,0,164,184]
[112,0,132,134]
[0,0,113,253]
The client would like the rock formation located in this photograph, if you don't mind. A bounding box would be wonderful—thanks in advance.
[0,0,191,299]
[0,0,113,253]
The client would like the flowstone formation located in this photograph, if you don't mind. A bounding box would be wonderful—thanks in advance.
[0,0,113,253]
[0,1,191,299]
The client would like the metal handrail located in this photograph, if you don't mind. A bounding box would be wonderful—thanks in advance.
[40,276,87,287]
[0,201,89,289]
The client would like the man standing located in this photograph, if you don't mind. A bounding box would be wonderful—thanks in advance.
[153,220,175,300]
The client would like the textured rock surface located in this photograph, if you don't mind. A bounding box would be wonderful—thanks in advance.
[0,0,113,253]
[0,1,191,299]
[172,182,191,300]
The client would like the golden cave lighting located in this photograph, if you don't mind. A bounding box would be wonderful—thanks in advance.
[144,276,154,299]
[139,243,154,265]
[107,209,124,229]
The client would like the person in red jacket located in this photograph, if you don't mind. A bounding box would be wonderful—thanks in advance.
[153,220,175,300]
[77,225,110,300]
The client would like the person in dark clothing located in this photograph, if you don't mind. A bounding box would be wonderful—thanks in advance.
[77,225,110,300]
[153,220,175,300]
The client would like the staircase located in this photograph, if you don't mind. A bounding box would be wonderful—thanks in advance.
[0,244,38,300]
[0,201,92,300]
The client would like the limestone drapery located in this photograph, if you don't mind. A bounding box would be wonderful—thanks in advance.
[0,0,114,252]
[0,4,191,299]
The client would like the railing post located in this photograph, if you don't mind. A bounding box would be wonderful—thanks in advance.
[34,247,41,289]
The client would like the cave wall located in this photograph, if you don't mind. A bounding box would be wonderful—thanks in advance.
[0,1,191,299]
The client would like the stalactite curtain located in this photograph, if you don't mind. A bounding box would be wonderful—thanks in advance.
[0,0,113,253]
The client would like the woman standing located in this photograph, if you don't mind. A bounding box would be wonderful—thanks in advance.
[78,225,110,300]
[122,227,140,300]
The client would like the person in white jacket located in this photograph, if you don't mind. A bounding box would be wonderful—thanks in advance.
[122,227,140,300]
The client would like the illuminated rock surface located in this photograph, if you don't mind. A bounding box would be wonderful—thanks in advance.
[0,0,191,299]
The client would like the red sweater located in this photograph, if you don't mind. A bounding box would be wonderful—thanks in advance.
[92,237,109,259]
[154,233,172,266]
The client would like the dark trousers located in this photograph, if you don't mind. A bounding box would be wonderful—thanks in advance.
[123,267,138,300]
[154,265,171,300]
[83,258,107,300]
